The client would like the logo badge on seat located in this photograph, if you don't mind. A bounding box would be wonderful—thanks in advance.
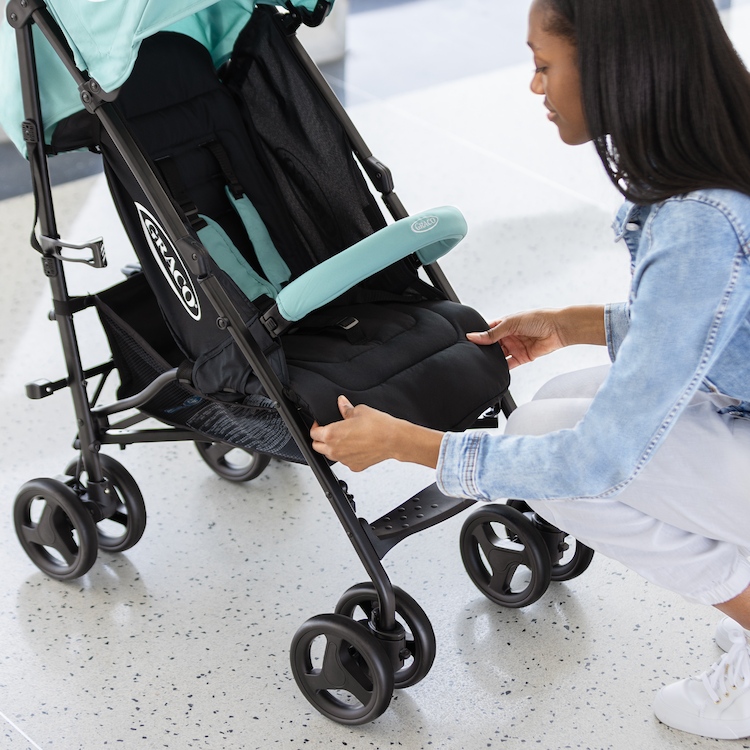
[135,203,202,321]
[411,215,439,233]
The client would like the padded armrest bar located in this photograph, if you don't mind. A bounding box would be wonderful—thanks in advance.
[273,206,467,324]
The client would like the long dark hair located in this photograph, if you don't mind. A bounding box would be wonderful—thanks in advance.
[541,0,750,203]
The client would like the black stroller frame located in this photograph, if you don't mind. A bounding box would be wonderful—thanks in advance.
[8,0,594,725]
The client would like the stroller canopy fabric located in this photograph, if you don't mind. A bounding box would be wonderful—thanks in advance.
[0,0,322,153]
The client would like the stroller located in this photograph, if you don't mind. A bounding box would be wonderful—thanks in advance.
[2,0,594,724]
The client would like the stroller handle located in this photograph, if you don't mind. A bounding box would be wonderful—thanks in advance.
[275,206,468,324]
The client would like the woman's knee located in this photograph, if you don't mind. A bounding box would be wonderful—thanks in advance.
[505,397,592,436]
[532,364,610,401]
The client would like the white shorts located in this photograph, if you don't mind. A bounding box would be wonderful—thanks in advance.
[505,365,750,606]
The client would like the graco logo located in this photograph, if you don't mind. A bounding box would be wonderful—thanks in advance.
[411,215,439,233]
[135,203,201,321]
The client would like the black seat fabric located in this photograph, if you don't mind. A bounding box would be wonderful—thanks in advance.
[82,14,509,436]
[284,301,506,430]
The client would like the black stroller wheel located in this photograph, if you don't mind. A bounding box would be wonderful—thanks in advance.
[335,583,436,689]
[506,498,533,513]
[507,500,595,582]
[290,614,393,725]
[460,504,551,608]
[65,455,147,553]
[14,478,99,580]
[194,441,271,482]
[549,537,595,582]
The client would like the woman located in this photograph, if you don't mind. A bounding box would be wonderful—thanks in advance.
[310,0,750,739]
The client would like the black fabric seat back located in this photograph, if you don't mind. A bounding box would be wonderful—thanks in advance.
[53,8,510,433]
[94,14,424,397]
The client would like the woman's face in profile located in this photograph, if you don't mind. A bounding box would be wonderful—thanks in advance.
[527,0,590,146]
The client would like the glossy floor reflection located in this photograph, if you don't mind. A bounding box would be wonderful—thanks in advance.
[2,2,750,749]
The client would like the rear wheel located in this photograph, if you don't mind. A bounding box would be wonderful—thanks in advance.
[195,441,270,482]
[460,504,551,608]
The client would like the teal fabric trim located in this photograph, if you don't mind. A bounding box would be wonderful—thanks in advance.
[0,0,334,155]
[226,188,290,290]
[197,215,278,301]
[276,206,467,322]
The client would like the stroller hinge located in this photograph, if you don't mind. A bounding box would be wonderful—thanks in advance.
[78,78,117,114]
[362,156,394,195]
[26,377,65,400]
[40,235,107,268]
[282,0,332,29]
[22,120,39,144]
[6,0,44,29]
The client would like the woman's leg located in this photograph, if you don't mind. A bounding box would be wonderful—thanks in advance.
[506,382,750,604]
[717,585,750,630]
[505,372,750,739]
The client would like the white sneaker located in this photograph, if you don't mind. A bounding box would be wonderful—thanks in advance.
[653,627,750,739]
[716,616,750,653]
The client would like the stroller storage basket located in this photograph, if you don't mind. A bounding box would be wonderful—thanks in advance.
[95,273,303,462]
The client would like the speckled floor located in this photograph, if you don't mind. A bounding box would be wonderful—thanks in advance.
[2,2,750,749]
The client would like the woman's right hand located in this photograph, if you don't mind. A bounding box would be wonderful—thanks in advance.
[467,306,606,369]
[466,309,566,369]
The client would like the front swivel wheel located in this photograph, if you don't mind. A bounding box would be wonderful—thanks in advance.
[65,454,146,553]
[335,583,436,688]
[290,614,393,725]
[14,477,99,580]
[506,500,595,582]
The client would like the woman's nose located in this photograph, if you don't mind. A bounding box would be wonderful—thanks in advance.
[530,70,544,95]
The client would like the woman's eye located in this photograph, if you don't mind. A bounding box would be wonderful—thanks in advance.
[535,66,547,74]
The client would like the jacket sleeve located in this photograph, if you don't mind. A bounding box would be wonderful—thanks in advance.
[437,198,749,501]
[605,302,630,361]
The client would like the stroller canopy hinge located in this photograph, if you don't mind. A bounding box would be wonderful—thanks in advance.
[6,0,45,29]
[78,78,117,114]
[282,1,332,29]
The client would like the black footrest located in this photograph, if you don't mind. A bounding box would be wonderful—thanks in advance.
[368,483,475,556]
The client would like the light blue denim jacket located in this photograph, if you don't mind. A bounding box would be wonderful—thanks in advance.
[437,188,750,501]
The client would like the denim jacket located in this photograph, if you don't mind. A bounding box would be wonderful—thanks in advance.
[437,188,750,501]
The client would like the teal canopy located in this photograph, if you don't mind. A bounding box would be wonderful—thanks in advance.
[0,0,322,154]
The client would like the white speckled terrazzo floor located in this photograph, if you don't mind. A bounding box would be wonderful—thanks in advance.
[2,2,750,749]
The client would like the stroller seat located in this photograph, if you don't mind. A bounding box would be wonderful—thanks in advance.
[78,23,508,436]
